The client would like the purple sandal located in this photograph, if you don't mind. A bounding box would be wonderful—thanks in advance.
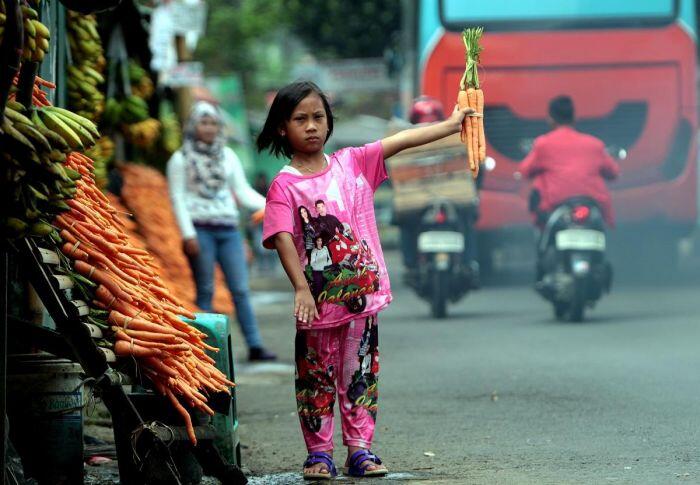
[303,451,337,480]
[343,450,388,477]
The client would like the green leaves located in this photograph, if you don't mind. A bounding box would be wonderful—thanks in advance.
[462,27,484,90]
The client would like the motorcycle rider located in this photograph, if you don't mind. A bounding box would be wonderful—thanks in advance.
[521,95,620,278]
[398,96,481,286]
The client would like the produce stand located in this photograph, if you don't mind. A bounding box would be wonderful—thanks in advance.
[0,0,245,482]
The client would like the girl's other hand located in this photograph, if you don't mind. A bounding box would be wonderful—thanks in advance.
[295,287,319,324]
[448,104,475,133]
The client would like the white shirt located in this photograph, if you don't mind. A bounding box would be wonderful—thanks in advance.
[310,246,332,271]
[166,146,266,240]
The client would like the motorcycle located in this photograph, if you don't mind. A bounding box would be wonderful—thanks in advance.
[409,198,477,318]
[535,197,612,322]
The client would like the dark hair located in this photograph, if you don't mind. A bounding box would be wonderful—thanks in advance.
[298,205,310,222]
[256,81,334,159]
[549,95,574,125]
[315,200,325,206]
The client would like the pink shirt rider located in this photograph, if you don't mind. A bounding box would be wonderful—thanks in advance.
[263,141,391,329]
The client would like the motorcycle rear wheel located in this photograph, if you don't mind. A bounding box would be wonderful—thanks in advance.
[431,271,448,319]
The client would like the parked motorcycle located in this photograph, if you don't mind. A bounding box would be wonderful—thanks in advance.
[409,198,477,318]
[535,197,612,322]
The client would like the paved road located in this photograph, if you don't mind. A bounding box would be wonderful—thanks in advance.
[237,256,700,484]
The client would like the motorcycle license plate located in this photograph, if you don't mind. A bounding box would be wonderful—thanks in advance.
[555,229,606,251]
[418,231,464,253]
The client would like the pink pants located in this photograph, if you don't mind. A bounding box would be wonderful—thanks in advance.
[295,315,379,452]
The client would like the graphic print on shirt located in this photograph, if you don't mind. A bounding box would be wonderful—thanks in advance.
[347,316,379,420]
[298,199,380,314]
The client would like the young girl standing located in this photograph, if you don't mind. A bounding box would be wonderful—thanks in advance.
[258,81,472,480]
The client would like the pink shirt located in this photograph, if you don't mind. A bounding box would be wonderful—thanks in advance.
[263,141,392,329]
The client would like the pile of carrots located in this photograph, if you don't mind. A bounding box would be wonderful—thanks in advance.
[457,27,486,179]
[118,163,233,314]
[58,152,234,444]
[26,77,233,444]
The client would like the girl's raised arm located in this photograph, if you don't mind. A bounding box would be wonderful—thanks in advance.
[380,105,473,159]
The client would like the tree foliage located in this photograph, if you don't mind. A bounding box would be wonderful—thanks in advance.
[195,0,286,75]
[283,0,402,59]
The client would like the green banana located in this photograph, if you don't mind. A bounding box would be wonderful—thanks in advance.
[13,122,52,152]
[30,221,54,237]
[48,111,95,147]
[4,106,34,126]
[5,217,28,236]
[46,106,100,138]
[34,124,71,152]
[27,185,48,201]
[1,118,35,152]
[63,167,82,181]
[83,66,105,84]
[39,110,84,150]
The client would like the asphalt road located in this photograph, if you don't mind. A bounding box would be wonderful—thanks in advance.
[236,254,700,484]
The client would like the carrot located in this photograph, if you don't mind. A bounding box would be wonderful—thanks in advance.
[467,88,479,175]
[114,339,163,359]
[74,261,133,303]
[111,326,180,344]
[143,356,179,379]
[164,387,197,446]
[108,310,190,339]
[476,88,486,165]
[458,90,474,171]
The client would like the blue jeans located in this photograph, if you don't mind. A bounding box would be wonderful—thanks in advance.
[190,226,264,349]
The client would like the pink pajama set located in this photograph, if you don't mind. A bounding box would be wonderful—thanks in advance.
[263,141,392,452]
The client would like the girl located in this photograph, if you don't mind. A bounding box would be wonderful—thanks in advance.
[167,101,277,362]
[258,81,472,479]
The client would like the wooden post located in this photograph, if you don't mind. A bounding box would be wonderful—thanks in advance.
[174,35,194,125]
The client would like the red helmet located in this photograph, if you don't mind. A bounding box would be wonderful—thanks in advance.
[409,96,445,124]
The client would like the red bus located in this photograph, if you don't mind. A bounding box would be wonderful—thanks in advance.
[416,0,698,268]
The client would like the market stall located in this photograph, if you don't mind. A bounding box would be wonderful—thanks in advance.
[0,0,244,482]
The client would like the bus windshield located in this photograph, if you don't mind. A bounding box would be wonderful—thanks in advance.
[440,0,677,30]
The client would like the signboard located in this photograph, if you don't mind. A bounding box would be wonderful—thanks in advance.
[293,58,396,93]
[161,62,204,87]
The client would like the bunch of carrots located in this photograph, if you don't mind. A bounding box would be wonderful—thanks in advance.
[28,77,233,445]
[457,27,486,179]
[119,163,233,314]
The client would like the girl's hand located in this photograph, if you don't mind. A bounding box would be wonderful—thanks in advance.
[295,287,319,324]
[448,104,475,134]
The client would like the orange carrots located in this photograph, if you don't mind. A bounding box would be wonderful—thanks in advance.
[458,27,486,179]
[114,340,163,359]
[37,134,235,443]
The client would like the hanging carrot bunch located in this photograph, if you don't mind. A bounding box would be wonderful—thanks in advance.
[457,27,485,179]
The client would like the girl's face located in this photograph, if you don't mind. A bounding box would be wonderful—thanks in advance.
[195,116,220,144]
[300,208,309,221]
[315,238,323,249]
[282,93,328,155]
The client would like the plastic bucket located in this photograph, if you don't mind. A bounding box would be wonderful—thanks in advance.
[7,353,85,485]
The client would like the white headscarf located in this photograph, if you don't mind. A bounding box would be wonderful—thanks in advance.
[182,101,227,199]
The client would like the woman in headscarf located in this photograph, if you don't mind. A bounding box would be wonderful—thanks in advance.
[167,101,277,361]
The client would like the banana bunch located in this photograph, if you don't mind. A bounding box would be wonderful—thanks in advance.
[123,118,160,149]
[159,101,182,155]
[19,5,51,63]
[85,135,114,189]
[67,11,106,122]
[129,59,154,100]
[103,94,150,127]
[0,102,86,239]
